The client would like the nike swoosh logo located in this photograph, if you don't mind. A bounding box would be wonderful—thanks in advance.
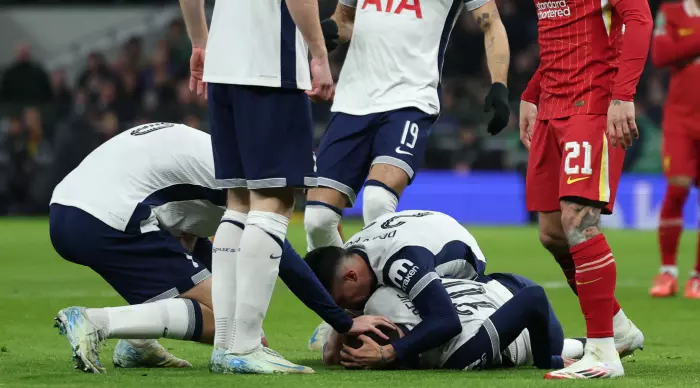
[269,254,282,259]
[268,361,306,370]
[567,176,590,184]
[576,277,602,286]
[395,147,413,156]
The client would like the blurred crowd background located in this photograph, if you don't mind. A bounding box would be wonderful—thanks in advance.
[0,0,668,214]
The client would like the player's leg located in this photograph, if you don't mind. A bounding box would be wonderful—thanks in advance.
[442,286,566,370]
[686,138,700,299]
[207,83,250,359]
[219,85,316,374]
[537,211,577,293]
[305,113,376,251]
[545,115,629,379]
[49,205,213,372]
[652,130,695,297]
[366,109,436,223]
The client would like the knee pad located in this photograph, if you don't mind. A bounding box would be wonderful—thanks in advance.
[363,180,399,224]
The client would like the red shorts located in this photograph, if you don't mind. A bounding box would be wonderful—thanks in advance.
[526,115,625,214]
[662,130,700,184]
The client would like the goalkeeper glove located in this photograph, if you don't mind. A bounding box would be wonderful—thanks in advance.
[484,82,510,135]
[321,19,340,53]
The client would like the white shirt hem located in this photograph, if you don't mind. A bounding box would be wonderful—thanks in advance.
[331,100,439,116]
[203,75,311,91]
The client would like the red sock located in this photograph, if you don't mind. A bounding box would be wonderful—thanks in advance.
[552,252,578,294]
[695,229,700,275]
[659,185,689,267]
[571,234,616,338]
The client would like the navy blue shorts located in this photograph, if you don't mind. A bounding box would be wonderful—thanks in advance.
[207,83,317,189]
[489,272,563,346]
[49,204,211,304]
[316,108,437,205]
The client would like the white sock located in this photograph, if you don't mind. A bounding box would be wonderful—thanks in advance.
[85,299,201,340]
[587,337,617,359]
[304,203,343,251]
[562,338,585,359]
[660,265,679,277]
[229,211,288,354]
[612,308,629,334]
[212,210,247,349]
[362,182,398,224]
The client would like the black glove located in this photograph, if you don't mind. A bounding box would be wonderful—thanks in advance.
[321,19,340,53]
[484,82,510,135]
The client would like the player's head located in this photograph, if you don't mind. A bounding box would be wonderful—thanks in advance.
[305,246,376,309]
[344,324,409,370]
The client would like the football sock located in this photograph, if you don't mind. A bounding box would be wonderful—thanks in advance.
[230,211,288,354]
[659,185,688,269]
[570,234,616,343]
[363,180,399,224]
[552,251,578,294]
[612,308,629,335]
[562,338,585,359]
[212,210,246,349]
[695,225,700,276]
[305,201,343,251]
[86,298,203,341]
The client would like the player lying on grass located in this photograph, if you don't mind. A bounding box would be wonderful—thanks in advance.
[323,277,587,370]
[50,122,390,373]
[305,210,644,369]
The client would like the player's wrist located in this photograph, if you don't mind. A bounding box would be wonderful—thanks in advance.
[610,94,634,103]
[308,42,329,61]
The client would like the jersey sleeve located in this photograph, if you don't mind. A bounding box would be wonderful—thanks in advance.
[651,5,700,68]
[610,0,653,101]
[382,246,439,300]
[339,0,358,7]
[464,0,491,12]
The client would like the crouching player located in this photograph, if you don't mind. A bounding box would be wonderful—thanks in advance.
[50,123,391,373]
[324,277,586,370]
[305,210,643,369]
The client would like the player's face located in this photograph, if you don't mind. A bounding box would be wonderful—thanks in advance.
[332,271,373,310]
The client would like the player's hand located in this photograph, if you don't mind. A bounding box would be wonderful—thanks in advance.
[484,82,510,135]
[347,315,397,340]
[341,335,396,368]
[607,100,639,150]
[306,55,335,102]
[321,19,340,53]
[519,100,537,150]
[189,47,207,99]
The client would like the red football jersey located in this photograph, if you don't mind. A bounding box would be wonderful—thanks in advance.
[523,0,652,120]
[652,0,700,138]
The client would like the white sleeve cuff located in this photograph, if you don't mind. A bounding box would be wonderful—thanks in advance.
[408,272,440,300]
[340,0,358,8]
[465,0,491,12]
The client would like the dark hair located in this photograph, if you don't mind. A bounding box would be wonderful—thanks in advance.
[304,246,346,293]
[344,325,407,370]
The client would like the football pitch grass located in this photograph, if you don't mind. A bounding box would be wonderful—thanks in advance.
[1,218,699,387]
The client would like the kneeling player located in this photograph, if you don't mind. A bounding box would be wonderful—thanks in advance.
[50,123,389,373]
[324,276,586,370]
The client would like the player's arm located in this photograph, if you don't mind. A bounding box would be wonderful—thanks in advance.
[651,7,700,68]
[470,0,511,135]
[286,0,328,60]
[278,240,354,334]
[322,1,357,52]
[521,65,542,106]
[609,0,653,102]
[342,247,462,366]
[470,0,509,86]
[178,0,208,48]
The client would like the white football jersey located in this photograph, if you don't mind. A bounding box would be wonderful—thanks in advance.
[331,0,490,115]
[50,123,225,237]
[343,210,487,300]
[203,0,312,90]
[364,278,533,369]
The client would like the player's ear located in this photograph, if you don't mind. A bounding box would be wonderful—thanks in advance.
[344,270,358,282]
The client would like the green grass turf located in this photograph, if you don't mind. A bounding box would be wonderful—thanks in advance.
[1,217,699,387]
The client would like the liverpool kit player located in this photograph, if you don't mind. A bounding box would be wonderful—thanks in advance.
[519,0,652,379]
[650,0,700,299]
